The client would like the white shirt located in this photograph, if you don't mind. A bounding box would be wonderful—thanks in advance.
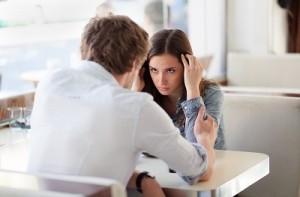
[27,60,207,186]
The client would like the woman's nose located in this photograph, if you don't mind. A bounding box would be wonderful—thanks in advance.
[157,73,167,85]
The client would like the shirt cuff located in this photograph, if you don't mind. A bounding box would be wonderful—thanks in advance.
[177,143,208,184]
[181,97,204,118]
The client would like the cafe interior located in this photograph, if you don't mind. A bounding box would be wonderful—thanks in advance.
[0,0,299,196]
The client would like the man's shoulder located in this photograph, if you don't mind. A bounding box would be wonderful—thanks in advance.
[116,89,153,104]
[36,68,74,89]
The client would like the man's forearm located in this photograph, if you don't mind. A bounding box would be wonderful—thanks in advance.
[197,136,216,181]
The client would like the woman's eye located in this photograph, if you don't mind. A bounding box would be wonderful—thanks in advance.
[167,69,175,73]
[150,68,158,73]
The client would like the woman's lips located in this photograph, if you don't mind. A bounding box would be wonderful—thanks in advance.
[158,87,169,92]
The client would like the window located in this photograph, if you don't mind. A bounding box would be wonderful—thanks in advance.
[0,0,187,94]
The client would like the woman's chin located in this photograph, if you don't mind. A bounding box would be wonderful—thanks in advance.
[158,91,169,95]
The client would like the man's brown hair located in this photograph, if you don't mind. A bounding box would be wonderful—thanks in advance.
[81,14,150,74]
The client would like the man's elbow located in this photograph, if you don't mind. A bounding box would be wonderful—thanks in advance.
[198,167,213,182]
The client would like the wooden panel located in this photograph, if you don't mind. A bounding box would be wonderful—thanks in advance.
[0,91,35,120]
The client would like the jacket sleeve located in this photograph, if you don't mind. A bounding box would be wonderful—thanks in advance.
[181,86,224,144]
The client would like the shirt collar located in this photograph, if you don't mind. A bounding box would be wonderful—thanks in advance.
[74,60,118,84]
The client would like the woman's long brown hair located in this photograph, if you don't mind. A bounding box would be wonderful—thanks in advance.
[143,29,218,105]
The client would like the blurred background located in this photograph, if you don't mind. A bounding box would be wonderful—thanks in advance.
[0,0,298,93]
[0,1,300,197]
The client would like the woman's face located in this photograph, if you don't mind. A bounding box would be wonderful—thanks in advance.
[149,53,184,97]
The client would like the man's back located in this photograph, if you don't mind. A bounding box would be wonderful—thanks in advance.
[28,61,151,185]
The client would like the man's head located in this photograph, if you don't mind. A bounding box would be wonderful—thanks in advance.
[80,15,150,75]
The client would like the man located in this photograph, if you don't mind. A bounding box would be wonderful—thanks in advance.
[27,14,217,196]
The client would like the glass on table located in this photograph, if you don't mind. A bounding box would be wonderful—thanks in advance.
[7,107,32,132]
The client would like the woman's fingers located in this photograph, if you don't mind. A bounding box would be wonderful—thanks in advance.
[181,54,188,67]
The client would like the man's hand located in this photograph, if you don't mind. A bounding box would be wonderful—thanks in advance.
[194,106,217,145]
[131,67,145,92]
[194,106,217,181]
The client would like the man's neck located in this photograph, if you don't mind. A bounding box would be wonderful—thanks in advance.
[113,72,132,89]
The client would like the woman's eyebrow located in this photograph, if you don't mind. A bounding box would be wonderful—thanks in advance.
[149,65,177,70]
[165,66,177,70]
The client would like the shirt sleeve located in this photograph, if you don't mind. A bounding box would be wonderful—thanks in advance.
[177,143,208,184]
[134,96,208,184]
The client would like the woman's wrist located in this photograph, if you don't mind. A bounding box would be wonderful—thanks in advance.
[186,88,200,100]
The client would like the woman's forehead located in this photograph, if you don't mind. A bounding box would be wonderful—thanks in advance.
[149,54,182,68]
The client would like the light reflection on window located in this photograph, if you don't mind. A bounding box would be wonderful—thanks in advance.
[0,0,187,94]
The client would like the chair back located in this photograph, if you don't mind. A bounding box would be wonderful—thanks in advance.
[0,169,127,197]
[223,92,300,197]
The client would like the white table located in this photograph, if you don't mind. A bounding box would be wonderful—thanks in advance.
[136,151,269,197]
[20,70,48,87]
[0,127,29,171]
[0,127,269,197]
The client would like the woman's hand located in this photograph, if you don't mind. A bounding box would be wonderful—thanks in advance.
[194,106,217,146]
[181,54,204,99]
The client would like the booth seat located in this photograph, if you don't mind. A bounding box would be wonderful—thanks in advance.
[223,92,300,197]
[227,52,300,88]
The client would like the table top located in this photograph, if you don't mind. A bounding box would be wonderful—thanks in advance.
[20,70,48,84]
[0,127,269,197]
[136,150,269,196]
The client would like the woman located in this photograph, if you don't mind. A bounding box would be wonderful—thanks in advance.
[142,29,226,150]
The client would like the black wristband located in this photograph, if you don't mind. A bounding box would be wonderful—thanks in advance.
[136,171,155,193]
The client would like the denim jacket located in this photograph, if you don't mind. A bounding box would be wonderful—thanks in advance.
[172,85,226,150]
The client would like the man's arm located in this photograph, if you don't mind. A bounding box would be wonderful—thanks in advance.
[194,106,217,181]
[134,98,217,184]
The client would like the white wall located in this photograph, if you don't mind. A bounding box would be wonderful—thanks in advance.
[164,0,289,80]
[227,0,288,54]
[188,0,226,79]
[226,0,293,88]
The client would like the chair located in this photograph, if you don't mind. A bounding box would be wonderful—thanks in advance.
[0,169,127,197]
